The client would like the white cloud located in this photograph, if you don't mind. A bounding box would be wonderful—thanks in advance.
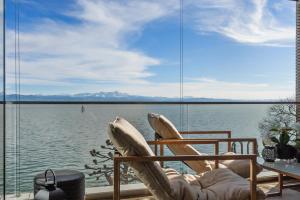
[6,0,178,93]
[188,0,295,46]
[6,0,295,99]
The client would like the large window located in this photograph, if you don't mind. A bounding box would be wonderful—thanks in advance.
[2,0,298,198]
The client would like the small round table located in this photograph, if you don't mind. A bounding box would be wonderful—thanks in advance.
[34,169,85,200]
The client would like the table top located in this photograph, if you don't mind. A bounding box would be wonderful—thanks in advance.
[258,157,300,179]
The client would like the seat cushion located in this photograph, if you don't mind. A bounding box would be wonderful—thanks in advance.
[165,168,265,200]
[108,117,174,200]
[164,168,201,200]
[219,152,263,178]
[148,113,212,173]
[198,168,265,200]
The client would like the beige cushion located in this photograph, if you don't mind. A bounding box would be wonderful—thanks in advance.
[164,168,201,200]
[165,168,265,200]
[198,168,265,200]
[148,113,183,139]
[219,152,263,178]
[148,113,212,173]
[108,117,174,200]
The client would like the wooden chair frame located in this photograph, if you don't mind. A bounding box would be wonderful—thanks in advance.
[154,130,258,156]
[180,130,232,151]
[113,139,258,200]
[154,130,257,168]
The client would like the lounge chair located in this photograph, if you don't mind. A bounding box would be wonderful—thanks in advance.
[108,117,265,200]
[147,113,263,178]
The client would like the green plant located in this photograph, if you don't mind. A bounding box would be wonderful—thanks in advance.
[270,128,293,146]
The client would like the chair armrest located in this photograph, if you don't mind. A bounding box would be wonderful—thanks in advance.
[113,154,257,200]
[114,154,256,162]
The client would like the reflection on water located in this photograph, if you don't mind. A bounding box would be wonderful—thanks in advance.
[4,104,269,193]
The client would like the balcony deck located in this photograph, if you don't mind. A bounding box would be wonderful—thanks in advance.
[4,170,300,200]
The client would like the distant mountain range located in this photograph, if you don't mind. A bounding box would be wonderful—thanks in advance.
[2,91,234,102]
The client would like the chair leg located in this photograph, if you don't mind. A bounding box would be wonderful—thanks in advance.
[160,144,164,167]
[278,173,283,196]
[250,159,257,200]
[114,159,120,200]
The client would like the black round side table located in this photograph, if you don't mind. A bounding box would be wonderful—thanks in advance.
[34,169,85,200]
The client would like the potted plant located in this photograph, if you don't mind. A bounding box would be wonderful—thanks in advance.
[270,128,297,160]
[295,139,300,163]
[259,103,300,160]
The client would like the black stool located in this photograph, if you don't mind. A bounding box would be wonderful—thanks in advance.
[34,169,85,200]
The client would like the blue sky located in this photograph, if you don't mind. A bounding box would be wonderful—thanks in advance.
[5,0,297,99]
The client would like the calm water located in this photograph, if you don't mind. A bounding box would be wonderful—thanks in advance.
[4,104,270,193]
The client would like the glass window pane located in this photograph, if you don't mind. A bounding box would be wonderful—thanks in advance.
[0,0,3,198]
[183,0,295,100]
[5,0,182,196]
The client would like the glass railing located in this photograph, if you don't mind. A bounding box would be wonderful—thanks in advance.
[4,102,297,197]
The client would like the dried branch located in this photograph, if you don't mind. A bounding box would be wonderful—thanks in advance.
[85,139,139,185]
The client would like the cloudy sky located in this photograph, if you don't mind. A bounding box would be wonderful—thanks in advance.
[5,0,297,99]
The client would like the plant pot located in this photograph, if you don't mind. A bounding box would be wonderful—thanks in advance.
[262,146,276,162]
[276,144,297,159]
[296,150,300,163]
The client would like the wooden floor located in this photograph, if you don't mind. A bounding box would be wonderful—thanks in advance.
[122,181,300,200]
[9,173,300,200]
[259,180,300,200]
[119,171,300,200]
[266,189,300,200]
[123,190,300,200]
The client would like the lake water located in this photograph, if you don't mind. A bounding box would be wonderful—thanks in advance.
[4,104,271,193]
